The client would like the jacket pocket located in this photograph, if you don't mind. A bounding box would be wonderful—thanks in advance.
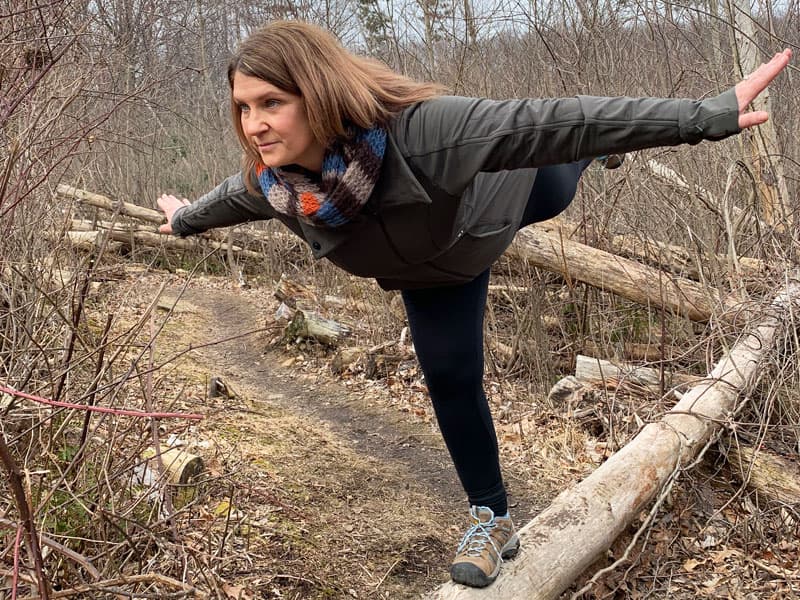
[464,220,513,238]
[430,221,516,278]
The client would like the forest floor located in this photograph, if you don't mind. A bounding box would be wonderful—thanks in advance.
[101,267,799,600]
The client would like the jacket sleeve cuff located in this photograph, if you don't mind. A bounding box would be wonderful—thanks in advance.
[169,172,252,237]
[170,205,200,237]
[679,87,740,144]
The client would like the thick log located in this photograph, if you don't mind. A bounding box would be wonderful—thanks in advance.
[536,217,767,287]
[508,226,739,322]
[728,444,800,505]
[428,282,800,600]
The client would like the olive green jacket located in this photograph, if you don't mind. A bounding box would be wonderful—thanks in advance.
[171,89,740,289]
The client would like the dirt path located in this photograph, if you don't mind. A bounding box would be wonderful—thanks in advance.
[158,283,546,599]
[183,285,466,506]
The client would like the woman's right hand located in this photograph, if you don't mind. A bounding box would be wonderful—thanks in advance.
[157,194,191,234]
[735,48,792,130]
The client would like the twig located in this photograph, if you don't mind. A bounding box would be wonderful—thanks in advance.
[216,485,235,559]
[374,558,401,590]
[79,312,115,448]
[12,523,23,600]
[0,383,203,420]
[15,573,210,599]
[0,434,49,599]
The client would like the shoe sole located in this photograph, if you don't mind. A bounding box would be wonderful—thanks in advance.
[450,535,521,588]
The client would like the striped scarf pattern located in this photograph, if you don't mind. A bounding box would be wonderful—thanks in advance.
[256,125,387,228]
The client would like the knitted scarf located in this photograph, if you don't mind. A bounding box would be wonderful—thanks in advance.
[255,125,387,228]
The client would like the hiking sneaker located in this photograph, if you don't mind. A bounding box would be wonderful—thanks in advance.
[450,506,520,588]
[596,154,625,169]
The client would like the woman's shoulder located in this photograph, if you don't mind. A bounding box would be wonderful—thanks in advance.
[389,95,515,152]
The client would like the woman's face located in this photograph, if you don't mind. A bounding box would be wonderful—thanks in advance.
[232,71,325,173]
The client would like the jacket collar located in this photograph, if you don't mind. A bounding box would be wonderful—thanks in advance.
[369,131,432,208]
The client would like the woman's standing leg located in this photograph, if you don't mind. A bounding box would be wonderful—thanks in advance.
[402,269,518,587]
[402,268,505,514]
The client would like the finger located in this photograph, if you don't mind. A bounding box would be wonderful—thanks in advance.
[158,223,173,234]
[739,111,769,130]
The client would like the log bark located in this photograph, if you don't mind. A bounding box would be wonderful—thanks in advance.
[508,227,739,322]
[728,444,800,505]
[427,281,800,600]
[574,354,699,391]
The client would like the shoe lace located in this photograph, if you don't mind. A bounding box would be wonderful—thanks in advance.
[456,520,501,559]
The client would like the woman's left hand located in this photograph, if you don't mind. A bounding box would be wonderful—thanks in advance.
[736,48,792,130]
[157,194,191,234]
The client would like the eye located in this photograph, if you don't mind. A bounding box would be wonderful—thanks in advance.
[238,103,250,114]
[264,99,281,109]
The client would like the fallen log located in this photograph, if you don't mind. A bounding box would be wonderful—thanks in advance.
[427,281,799,600]
[574,354,699,391]
[534,217,767,288]
[285,309,351,346]
[727,444,800,505]
[508,226,739,322]
[66,230,125,253]
[58,184,164,224]
[69,220,266,260]
[581,339,685,363]
[61,185,278,246]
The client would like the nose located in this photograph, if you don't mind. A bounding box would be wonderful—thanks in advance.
[242,109,268,137]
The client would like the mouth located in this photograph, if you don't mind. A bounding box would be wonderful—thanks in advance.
[255,141,278,152]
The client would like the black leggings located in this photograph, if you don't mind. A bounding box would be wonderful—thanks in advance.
[401,161,591,515]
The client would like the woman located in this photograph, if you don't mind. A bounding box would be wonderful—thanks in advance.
[158,20,791,588]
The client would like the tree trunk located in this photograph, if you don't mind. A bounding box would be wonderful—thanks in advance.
[727,0,792,230]
[427,282,800,600]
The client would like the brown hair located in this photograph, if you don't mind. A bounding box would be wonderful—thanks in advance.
[228,20,446,185]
